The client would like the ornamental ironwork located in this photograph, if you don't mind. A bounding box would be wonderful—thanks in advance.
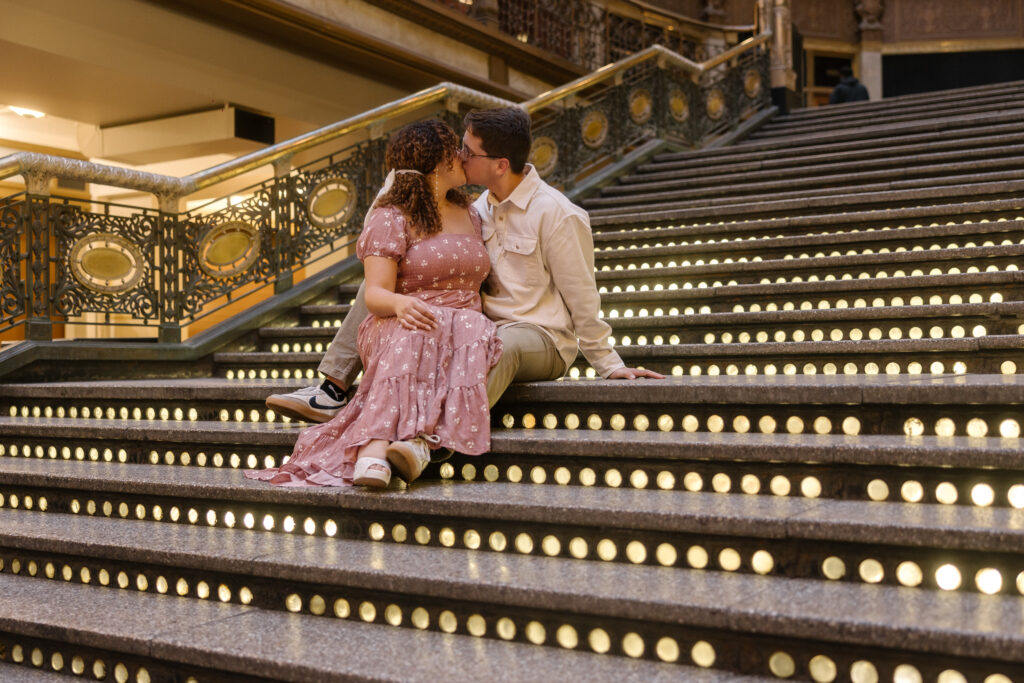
[629,88,654,125]
[306,176,358,231]
[53,205,159,323]
[69,232,145,294]
[580,109,610,149]
[0,35,772,340]
[197,221,260,280]
[528,137,559,178]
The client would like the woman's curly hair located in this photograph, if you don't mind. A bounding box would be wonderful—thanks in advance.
[376,119,469,237]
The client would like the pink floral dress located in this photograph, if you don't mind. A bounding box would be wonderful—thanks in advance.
[246,206,502,487]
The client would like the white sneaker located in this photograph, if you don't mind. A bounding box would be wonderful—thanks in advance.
[353,456,391,488]
[266,384,348,423]
[386,435,441,483]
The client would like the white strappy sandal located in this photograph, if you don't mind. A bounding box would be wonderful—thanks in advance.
[352,456,391,488]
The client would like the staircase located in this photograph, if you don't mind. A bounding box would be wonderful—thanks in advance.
[1,81,1023,682]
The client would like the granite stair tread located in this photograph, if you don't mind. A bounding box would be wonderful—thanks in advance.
[595,216,1024,246]
[752,98,1024,137]
[263,302,1024,339]
[593,244,1024,281]
[2,416,1024,467]
[596,270,1024,302]
[648,120,1024,171]
[629,130,1024,182]
[0,573,717,683]
[1,460,1023,551]
[746,104,1024,142]
[213,333,1024,365]
[609,148,1024,196]
[7,373,1017,403]
[773,80,1024,120]
[0,663,74,682]
[583,168,1024,211]
[585,179,1024,223]
[590,196,1024,229]
[1,510,1023,661]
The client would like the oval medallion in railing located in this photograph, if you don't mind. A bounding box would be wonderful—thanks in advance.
[668,88,690,122]
[629,88,653,124]
[69,232,144,294]
[706,88,727,120]
[581,110,609,149]
[306,177,357,230]
[198,221,259,279]
[528,136,558,178]
[744,69,763,98]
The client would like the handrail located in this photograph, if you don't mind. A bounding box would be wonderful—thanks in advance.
[0,83,514,196]
[0,32,768,196]
[522,30,771,113]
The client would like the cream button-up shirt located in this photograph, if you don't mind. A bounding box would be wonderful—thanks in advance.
[474,165,625,378]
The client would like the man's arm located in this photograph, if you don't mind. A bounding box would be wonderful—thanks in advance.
[541,214,664,380]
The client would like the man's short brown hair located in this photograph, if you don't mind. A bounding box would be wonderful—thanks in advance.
[463,107,531,174]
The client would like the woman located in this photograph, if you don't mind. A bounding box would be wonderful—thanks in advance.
[246,120,502,488]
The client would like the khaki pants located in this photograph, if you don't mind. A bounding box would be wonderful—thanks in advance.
[318,282,565,406]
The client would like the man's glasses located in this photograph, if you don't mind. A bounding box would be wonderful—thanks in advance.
[458,144,502,161]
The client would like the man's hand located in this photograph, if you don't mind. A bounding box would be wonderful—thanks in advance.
[607,366,666,380]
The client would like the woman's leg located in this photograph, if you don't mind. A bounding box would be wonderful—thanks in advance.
[356,439,388,462]
[353,439,391,487]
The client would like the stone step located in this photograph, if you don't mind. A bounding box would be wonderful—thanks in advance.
[748,99,1024,140]
[0,511,1022,681]
[4,459,1024,598]
[583,167,1024,212]
[777,80,1024,123]
[6,414,1024,507]
[255,304,1024,359]
[597,270,1024,309]
[593,217,1024,252]
[0,572,712,683]
[2,371,1023,434]
[752,94,1024,138]
[647,119,1024,173]
[212,333,1024,378]
[593,243,1023,287]
[586,179,1024,224]
[0,662,72,682]
[590,196,1023,232]
[613,140,1024,194]
[657,108,1024,162]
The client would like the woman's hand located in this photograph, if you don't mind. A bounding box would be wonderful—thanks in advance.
[393,295,437,331]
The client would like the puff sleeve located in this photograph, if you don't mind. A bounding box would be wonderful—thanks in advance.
[356,207,409,263]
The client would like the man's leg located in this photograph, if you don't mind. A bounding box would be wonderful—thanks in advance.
[266,282,368,422]
[317,281,367,388]
[487,324,565,408]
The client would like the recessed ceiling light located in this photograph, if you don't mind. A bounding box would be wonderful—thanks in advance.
[8,106,45,118]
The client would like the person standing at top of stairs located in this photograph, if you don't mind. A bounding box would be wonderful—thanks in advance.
[830,65,870,104]
[266,107,663,427]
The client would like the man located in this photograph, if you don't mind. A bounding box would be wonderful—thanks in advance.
[829,65,870,104]
[268,107,663,434]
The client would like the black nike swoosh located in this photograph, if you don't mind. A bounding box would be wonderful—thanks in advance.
[308,397,344,410]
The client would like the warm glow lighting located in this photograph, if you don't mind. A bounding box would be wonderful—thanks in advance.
[8,106,45,118]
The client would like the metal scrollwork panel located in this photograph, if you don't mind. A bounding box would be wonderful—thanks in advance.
[180,188,275,318]
[0,199,24,326]
[53,204,159,321]
[530,107,581,187]
[289,139,386,263]
[658,70,701,146]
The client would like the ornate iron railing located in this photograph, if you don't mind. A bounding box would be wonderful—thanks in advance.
[461,0,756,70]
[0,32,771,344]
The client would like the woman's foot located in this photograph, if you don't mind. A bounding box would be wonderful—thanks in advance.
[386,435,440,483]
[352,456,391,488]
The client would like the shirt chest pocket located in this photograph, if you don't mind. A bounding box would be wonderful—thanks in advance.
[502,235,541,285]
